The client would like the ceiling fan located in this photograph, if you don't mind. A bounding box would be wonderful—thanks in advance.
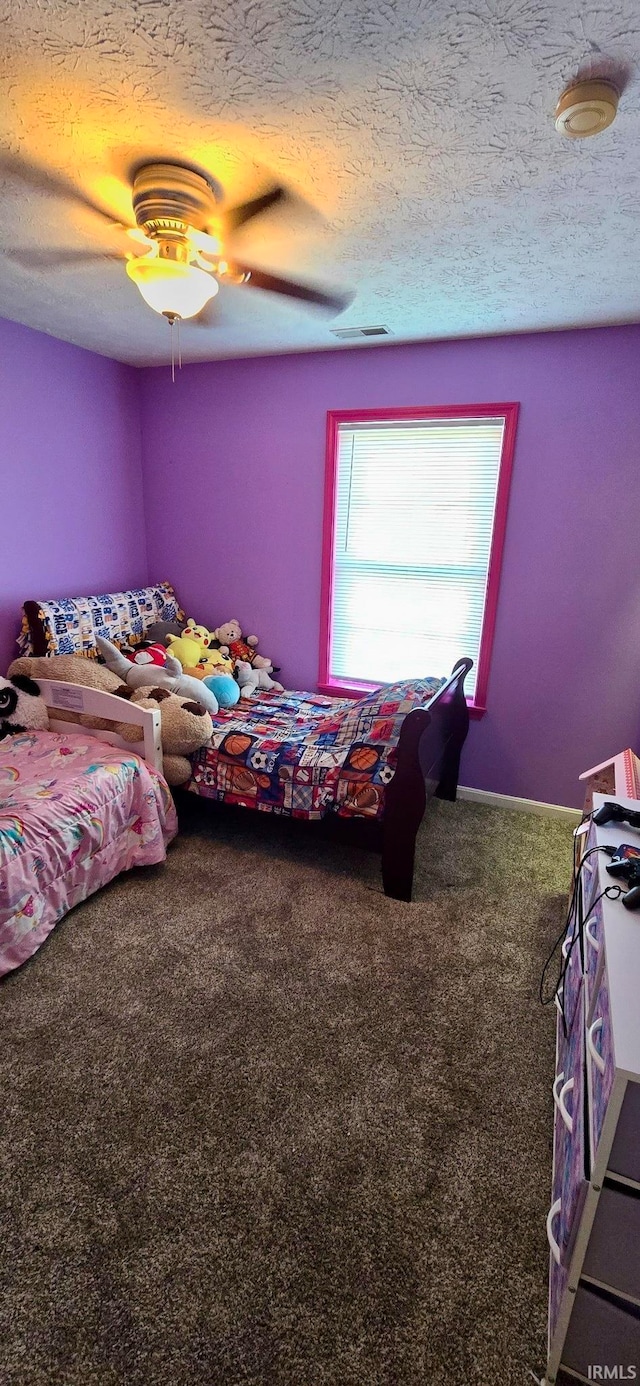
[1,157,353,326]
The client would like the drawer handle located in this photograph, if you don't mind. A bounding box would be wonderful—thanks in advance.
[585,918,600,954]
[588,1017,606,1075]
[561,937,574,967]
[546,1197,562,1265]
[558,1078,574,1133]
[552,1071,574,1132]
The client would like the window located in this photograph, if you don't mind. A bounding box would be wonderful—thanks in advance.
[319,403,519,712]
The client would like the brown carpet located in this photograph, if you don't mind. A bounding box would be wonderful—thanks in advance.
[0,796,571,1386]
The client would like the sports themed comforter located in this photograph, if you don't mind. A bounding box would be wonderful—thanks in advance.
[187,677,443,821]
[0,731,178,978]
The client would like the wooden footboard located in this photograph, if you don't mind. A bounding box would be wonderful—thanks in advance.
[381,658,473,902]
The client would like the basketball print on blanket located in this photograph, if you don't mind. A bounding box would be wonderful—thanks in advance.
[0,675,49,743]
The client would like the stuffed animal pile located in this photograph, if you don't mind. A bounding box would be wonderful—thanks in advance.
[4,611,284,783]
[210,619,283,700]
[7,655,212,785]
[96,636,221,716]
[146,616,284,702]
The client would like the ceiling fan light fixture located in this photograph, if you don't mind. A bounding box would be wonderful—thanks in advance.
[126,255,219,320]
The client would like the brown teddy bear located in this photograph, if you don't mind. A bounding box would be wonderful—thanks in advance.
[212,619,277,673]
[8,655,212,785]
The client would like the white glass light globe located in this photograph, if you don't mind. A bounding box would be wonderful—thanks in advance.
[126,256,219,319]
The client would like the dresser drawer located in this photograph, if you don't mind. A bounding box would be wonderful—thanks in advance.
[580,838,600,919]
[587,964,616,1164]
[548,1009,588,1341]
[583,893,603,1011]
[558,1012,587,1254]
[555,973,582,1050]
[583,1184,640,1301]
[561,1284,640,1379]
[560,927,583,1036]
[609,1081,640,1185]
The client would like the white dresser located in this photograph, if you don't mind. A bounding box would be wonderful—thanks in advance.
[545,794,640,1385]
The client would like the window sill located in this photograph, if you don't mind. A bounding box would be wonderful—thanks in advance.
[317,679,486,718]
[318,680,379,699]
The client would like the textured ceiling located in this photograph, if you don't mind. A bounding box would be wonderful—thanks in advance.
[1,0,640,364]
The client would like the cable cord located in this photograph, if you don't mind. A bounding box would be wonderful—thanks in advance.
[538,842,600,1002]
[538,844,617,1035]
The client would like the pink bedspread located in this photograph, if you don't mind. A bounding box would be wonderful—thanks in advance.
[0,730,178,978]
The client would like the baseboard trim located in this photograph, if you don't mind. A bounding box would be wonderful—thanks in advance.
[458,785,581,823]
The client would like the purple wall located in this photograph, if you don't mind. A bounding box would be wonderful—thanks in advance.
[2,312,637,807]
[140,326,640,807]
[0,317,147,673]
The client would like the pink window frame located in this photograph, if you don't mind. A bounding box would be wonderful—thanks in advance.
[318,402,520,717]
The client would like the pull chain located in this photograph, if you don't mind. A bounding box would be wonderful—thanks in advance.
[165,314,182,381]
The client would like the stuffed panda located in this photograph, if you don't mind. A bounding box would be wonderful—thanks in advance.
[0,674,50,743]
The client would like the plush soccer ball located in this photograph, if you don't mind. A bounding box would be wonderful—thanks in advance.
[0,673,49,742]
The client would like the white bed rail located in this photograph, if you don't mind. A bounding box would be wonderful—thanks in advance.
[37,680,163,773]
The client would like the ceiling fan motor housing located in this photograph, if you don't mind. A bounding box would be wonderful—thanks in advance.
[132,163,216,235]
[124,161,349,322]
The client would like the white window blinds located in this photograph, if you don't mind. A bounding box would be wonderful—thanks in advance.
[329,416,507,699]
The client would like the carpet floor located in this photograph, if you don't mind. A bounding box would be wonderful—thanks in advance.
[0,797,572,1386]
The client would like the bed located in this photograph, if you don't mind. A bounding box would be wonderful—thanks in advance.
[185,662,472,901]
[15,586,472,903]
[0,681,177,978]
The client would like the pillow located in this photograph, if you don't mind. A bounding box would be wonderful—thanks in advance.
[17,582,185,659]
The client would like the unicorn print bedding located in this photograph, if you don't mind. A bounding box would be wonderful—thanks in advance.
[0,730,177,978]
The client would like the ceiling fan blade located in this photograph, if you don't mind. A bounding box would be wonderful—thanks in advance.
[223,186,287,233]
[190,228,223,256]
[0,152,127,226]
[232,262,353,314]
[4,248,123,270]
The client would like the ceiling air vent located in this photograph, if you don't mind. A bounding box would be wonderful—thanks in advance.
[330,325,392,340]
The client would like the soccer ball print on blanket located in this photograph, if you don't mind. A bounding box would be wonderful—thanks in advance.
[188,678,443,821]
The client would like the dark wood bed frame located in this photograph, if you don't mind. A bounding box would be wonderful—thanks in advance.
[324,657,473,901]
[178,657,473,905]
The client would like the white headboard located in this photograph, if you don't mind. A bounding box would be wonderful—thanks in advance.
[37,680,163,773]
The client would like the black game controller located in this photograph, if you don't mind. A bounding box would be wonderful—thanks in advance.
[593,801,640,830]
[606,845,640,911]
